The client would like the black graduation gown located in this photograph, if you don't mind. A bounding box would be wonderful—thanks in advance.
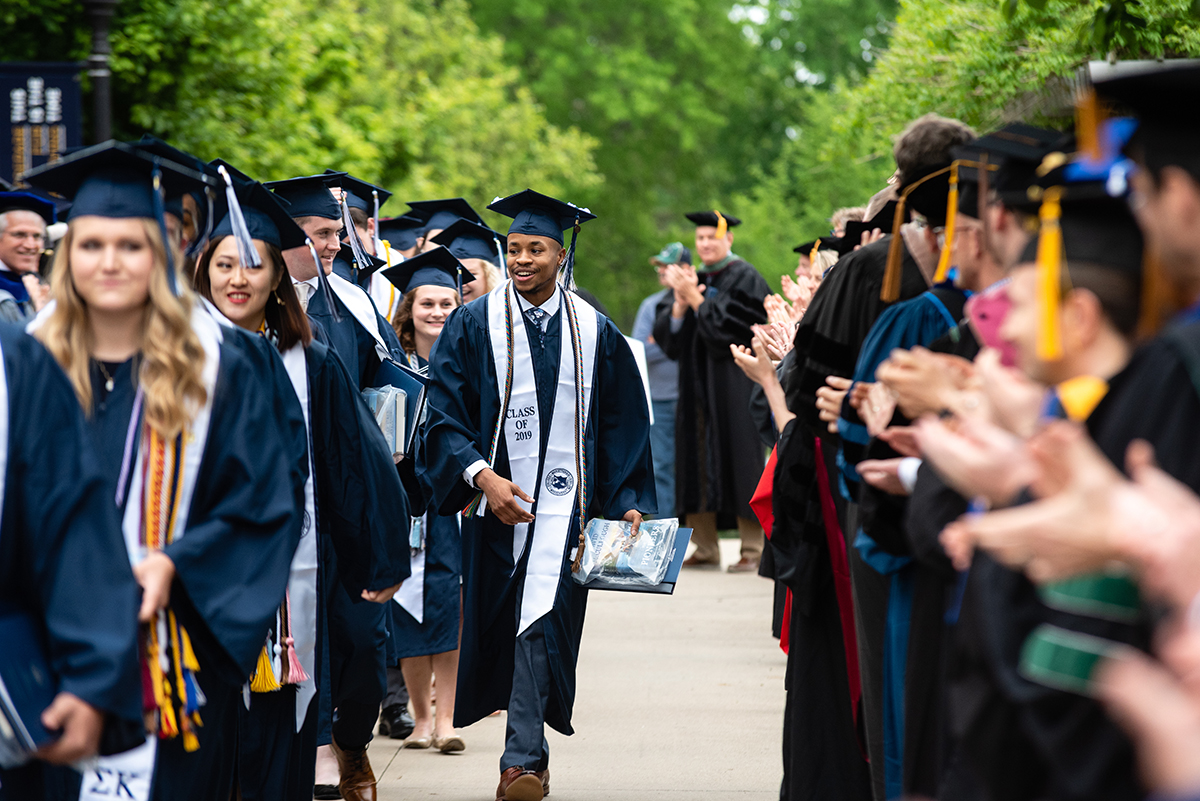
[239,334,410,801]
[305,278,404,391]
[82,329,305,800]
[390,353,461,659]
[422,293,655,734]
[652,257,768,524]
[772,235,926,801]
[951,323,1200,801]
[0,326,143,800]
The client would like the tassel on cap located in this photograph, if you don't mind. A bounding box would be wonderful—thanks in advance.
[340,196,371,283]
[809,241,821,264]
[184,186,216,261]
[933,163,959,284]
[561,214,581,291]
[977,153,991,258]
[714,210,728,240]
[217,165,262,272]
[1036,186,1065,361]
[151,166,182,297]
[880,165,953,302]
[308,238,341,323]
[1076,87,1103,163]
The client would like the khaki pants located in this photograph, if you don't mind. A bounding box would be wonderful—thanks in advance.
[686,512,764,564]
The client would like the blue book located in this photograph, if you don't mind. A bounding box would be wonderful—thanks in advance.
[583,528,693,595]
[0,606,59,768]
[372,358,429,457]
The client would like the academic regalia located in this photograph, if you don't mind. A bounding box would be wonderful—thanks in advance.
[651,252,769,524]
[423,293,654,732]
[0,326,143,801]
[834,282,967,800]
[389,353,462,659]
[0,192,57,323]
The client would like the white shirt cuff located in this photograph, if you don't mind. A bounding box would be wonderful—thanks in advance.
[463,460,489,488]
[898,457,923,495]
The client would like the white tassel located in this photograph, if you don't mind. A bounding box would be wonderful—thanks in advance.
[218,166,261,269]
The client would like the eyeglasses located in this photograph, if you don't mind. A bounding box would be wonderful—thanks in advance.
[3,231,46,244]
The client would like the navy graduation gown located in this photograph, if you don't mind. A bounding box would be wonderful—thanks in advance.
[0,326,143,799]
[305,279,404,391]
[422,293,655,734]
[390,353,461,659]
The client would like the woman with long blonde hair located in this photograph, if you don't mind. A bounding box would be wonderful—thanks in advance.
[25,142,305,801]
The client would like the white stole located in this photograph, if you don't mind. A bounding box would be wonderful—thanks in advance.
[485,281,599,635]
[280,343,319,731]
[327,272,391,362]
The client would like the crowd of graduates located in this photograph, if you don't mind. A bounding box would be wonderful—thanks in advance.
[6,52,1200,801]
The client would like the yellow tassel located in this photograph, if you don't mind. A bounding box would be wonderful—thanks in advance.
[714,210,727,240]
[880,198,909,302]
[809,241,821,264]
[1076,88,1102,162]
[934,163,959,284]
[180,625,200,673]
[250,644,282,693]
[1056,375,1109,422]
[1036,186,1065,361]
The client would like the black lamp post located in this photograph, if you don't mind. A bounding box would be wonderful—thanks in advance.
[83,0,120,143]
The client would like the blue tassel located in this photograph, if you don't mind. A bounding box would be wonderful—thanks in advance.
[308,238,341,323]
[151,165,181,297]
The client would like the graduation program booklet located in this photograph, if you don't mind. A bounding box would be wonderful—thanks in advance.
[367,358,428,458]
[573,518,681,590]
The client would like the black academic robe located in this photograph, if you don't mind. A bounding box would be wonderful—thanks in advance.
[652,257,768,525]
[81,324,305,800]
[305,279,405,391]
[390,353,461,659]
[422,292,655,734]
[0,326,143,800]
[951,322,1200,801]
[772,234,926,801]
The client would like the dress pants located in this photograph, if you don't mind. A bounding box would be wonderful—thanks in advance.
[686,511,765,563]
[649,398,677,519]
[328,578,388,749]
[502,617,552,772]
[383,664,411,710]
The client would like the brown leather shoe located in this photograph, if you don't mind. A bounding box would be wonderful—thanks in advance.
[496,766,551,800]
[682,554,720,568]
[727,556,760,573]
[331,738,376,801]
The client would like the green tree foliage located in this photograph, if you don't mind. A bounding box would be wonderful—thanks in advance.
[1,0,596,228]
[734,0,1200,296]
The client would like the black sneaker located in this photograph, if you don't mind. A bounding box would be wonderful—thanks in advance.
[379,704,415,740]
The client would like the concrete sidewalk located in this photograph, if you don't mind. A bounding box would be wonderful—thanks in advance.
[372,539,785,800]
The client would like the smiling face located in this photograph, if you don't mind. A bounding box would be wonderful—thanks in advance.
[0,209,47,274]
[694,225,732,267]
[460,258,490,303]
[68,216,156,315]
[411,285,459,345]
[290,215,342,279]
[506,232,564,305]
[207,236,278,331]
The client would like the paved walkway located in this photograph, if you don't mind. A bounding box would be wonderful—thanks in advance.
[372,540,785,800]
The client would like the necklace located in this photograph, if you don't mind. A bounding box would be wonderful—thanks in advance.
[96,360,115,392]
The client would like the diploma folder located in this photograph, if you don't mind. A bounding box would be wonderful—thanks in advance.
[372,358,429,457]
[581,527,693,595]
[0,606,59,768]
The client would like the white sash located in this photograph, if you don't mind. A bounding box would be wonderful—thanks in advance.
[394,536,426,625]
[280,343,318,731]
[327,272,391,362]
[485,281,598,635]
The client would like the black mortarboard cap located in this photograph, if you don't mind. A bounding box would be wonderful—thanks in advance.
[952,124,1069,211]
[22,140,213,221]
[406,198,483,234]
[431,218,506,267]
[684,210,742,228]
[211,178,307,251]
[380,245,476,296]
[333,242,387,283]
[792,236,840,256]
[131,136,219,241]
[266,173,344,220]
[0,192,56,224]
[322,169,393,213]
[1092,59,1200,178]
[377,214,426,251]
[488,189,596,245]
